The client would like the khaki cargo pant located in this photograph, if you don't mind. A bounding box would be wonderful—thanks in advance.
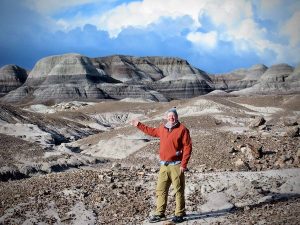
[155,164,185,216]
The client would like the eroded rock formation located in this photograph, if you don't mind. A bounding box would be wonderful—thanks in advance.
[209,64,268,92]
[234,63,299,95]
[0,65,28,97]
[0,54,299,103]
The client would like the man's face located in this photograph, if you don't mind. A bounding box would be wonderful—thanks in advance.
[167,112,178,125]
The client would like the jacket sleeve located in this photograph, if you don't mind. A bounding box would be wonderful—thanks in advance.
[136,122,160,137]
[181,128,192,169]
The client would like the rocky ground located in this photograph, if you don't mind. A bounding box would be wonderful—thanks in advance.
[0,94,299,224]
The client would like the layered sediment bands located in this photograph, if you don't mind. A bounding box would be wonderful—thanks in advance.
[243,64,268,80]
[233,63,299,95]
[92,55,159,82]
[210,64,267,92]
[26,53,110,86]
[98,83,168,102]
[209,75,255,91]
[32,84,109,101]
[1,53,299,103]
[2,54,120,103]
[251,63,296,93]
[1,86,33,103]
[259,63,294,82]
[268,64,300,93]
[120,56,214,99]
[92,55,207,83]
[0,65,28,97]
[3,54,213,103]
[140,57,204,79]
[150,78,213,99]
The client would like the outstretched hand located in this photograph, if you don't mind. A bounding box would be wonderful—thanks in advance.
[130,119,139,127]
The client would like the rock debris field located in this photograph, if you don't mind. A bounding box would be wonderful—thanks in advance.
[0,94,299,224]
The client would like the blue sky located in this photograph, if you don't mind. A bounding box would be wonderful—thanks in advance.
[0,0,299,73]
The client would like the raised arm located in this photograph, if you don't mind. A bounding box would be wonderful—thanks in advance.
[131,119,160,137]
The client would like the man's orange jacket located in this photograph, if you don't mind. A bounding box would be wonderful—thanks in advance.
[137,122,192,169]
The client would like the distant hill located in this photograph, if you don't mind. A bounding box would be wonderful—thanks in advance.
[0,64,28,97]
[0,53,299,104]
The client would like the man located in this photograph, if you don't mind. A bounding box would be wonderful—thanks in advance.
[131,108,192,223]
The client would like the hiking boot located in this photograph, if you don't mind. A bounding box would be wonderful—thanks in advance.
[148,214,166,223]
[171,216,185,223]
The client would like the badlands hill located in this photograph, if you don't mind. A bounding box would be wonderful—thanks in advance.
[1,53,298,104]
[0,64,28,97]
[233,63,300,95]
[209,64,268,91]
[1,54,211,104]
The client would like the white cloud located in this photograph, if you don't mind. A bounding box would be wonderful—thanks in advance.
[222,17,287,61]
[96,0,256,41]
[98,0,207,37]
[56,14,100,32]
[24,0,299,65]
[204,0,253,28]
[282,11,300,47]
[187,31,218,49]
[224,18,266,47]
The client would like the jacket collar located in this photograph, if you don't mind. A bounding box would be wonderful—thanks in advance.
[164,121,180,131]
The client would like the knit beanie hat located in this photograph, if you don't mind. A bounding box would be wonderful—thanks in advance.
[167,107,178,117]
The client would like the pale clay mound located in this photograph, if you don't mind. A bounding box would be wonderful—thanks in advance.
[0,123,54,147]
[205,90,230,96]
[81,134,150,159]
[120,97,156,103]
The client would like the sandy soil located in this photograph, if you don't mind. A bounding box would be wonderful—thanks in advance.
[0,94,299,224]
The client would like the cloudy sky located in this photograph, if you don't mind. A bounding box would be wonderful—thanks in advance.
[0,0,299,73]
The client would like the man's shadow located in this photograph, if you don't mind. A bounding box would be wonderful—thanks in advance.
[183,192,300,222]
[183,208,231,222]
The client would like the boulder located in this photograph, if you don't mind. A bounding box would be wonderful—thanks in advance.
[240,144,262,160]
[284,126,299,137]
[249,116,266,128]
[234,158,250,171]
[282,118,298,126]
